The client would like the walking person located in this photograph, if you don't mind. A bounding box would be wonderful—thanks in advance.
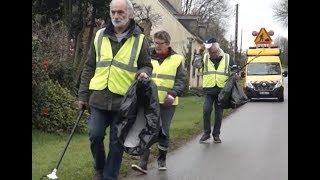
[193,37,238,143]
[131,30,186,173]
[77,0,152,179]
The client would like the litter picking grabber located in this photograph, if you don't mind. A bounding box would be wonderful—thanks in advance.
[40,110,85,180]
[237,50,263,72]
[225,50,263,81]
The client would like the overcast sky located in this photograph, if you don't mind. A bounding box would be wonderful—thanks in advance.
[226,0,288,51]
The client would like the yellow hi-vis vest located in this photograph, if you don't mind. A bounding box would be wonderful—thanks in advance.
[89,28,144,95]
[151,54,183,105]
[202,53,230,88]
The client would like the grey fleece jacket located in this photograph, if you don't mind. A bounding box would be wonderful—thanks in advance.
[151,47,186,98]
[78,19,153,111]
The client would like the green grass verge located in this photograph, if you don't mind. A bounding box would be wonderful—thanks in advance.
[32,96,234,179]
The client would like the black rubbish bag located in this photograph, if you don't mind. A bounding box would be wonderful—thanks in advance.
[218,75,235,108]
[116,78,160,156]
[218,75,249,109]
[230,81,249,108]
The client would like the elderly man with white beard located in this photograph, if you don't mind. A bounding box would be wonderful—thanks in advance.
[77,0,152,179]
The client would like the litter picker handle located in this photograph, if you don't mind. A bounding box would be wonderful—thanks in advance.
[237,50,263,72]
[53,110,85,170]
[40,110,85,180]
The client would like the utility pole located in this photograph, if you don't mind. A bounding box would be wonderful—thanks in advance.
[233,4,238,63]
[239,29,242,65]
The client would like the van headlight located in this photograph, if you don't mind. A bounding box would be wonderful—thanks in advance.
[246,80,254,89]
[274,79,283,89]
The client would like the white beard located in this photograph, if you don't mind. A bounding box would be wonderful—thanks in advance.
[112,16,129,28]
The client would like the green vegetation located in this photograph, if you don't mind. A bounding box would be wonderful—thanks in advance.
[32,24,88,133]
[32,96,235,179]
[282,64,288,69]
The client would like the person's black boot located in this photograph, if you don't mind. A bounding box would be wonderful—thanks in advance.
[93,170,103,180]
[131,148,150,174]
[157,149,167,171]
[199,133,211,143]
[213,136,222,143]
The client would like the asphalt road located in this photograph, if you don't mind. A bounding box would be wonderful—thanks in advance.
[122,77,288,180]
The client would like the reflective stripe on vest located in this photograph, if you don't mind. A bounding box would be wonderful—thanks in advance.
[151,54,183,105]
[89,28,144,95]
[202,53,230,88]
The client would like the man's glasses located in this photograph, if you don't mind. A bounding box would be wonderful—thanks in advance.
[154,41,166,45]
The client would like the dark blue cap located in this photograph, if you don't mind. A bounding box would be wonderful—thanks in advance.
[205,37,217,44]
[204,37,217,48]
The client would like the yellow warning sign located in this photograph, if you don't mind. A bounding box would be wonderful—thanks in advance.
[254,27,272,44]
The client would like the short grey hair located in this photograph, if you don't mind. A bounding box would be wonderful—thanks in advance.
[212,42,220,49]
[110,0,134,18]
[154,30,171,43]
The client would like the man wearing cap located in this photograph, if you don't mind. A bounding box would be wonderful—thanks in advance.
[193,37,238,143]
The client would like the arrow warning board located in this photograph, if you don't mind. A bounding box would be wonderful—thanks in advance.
[254,27,272,44]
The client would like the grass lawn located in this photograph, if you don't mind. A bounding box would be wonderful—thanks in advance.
[32,96,234,179]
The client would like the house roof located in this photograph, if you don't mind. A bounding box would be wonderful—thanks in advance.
[158,0,178,15]
[158,0,203,41]
[175,14,199,20]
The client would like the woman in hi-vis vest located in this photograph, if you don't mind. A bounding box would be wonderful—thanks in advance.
[131,30,186,173]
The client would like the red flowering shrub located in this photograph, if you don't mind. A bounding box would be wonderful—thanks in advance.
[32,21,88,133]
[41,107,49,117]
[42,60,49,71]
[32,78,88,133]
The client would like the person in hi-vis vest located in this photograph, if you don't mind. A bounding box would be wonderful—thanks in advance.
[78,0,152,179]
[193,37,238,144]
[131,30,186,174]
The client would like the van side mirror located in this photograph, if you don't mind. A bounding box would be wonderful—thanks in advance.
[282,70,288,77]
[241,71,245,78]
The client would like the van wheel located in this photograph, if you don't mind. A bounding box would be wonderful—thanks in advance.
[278,97,284,102]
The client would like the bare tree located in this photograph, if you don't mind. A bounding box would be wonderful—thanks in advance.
[273,0,288,28]
[194,0,231,23]
[182,0,194,14]
[182,0,232,43]
[274,36,288,65]
[133,3,162,41]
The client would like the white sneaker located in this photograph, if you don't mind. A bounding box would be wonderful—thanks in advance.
[131,164,147,174]
[158,160,167,171]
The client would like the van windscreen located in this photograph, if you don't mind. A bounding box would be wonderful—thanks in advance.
[247,63,281,75]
